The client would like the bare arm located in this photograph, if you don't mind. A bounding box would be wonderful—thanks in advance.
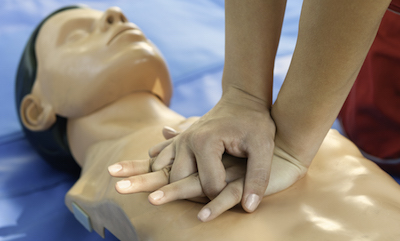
[223,0,287,106]
[149,0,288,213]
[272,0,391,165]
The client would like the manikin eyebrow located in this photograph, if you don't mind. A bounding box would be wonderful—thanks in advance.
[56,18,96,46]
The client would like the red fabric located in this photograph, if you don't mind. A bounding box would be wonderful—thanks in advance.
[389,0,400,12]
[338,7,400,175]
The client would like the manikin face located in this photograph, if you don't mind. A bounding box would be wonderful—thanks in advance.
[33,7,171,118]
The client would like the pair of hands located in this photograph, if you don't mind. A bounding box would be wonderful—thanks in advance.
[108,92,308,222]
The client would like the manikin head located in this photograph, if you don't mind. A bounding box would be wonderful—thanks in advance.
[16,6,172,175]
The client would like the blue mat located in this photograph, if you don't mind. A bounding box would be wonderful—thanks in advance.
[0,1,398,240]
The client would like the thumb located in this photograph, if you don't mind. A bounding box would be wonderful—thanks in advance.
[242,140,274,212]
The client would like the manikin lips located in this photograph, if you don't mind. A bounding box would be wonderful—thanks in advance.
[108,27,144,45]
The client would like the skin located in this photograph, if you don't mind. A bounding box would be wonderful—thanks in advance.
[20,6,400,240]
[145,0,393,216]
[149,0,288,213]
[272,0,392,165]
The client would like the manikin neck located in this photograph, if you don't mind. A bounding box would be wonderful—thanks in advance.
[66,91,183,166]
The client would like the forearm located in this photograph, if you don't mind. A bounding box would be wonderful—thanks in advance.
[272,0,391,164]
[223,0,287,106]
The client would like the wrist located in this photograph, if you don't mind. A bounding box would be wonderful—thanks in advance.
[221,66,273,107]
[221,83,273,110]
[271,104,326,167]
[221,85,271,111]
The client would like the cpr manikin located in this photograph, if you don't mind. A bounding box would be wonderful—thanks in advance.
[17,6,400,241]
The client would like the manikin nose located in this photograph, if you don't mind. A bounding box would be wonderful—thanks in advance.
[100,7,128,31]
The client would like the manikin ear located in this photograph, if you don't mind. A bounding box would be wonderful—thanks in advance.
[20,94,56,131]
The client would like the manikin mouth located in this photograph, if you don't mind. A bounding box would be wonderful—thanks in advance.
[107,26,144,45]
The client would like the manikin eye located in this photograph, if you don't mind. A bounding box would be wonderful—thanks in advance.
[66,29,88,43]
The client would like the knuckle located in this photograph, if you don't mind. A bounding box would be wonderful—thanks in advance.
[255,135,274,150]
[265,137,275,150]
[227,184,243,203]
[148,146,157,158]
[151,162,162,172]
[175,131,191,145]
[190,131,213,150]
[148,139,172,158]
[250,173,269,191]
[149,157,157,171]
[203,181,226,199]
[134,175,147,186]
[152,154,175,172]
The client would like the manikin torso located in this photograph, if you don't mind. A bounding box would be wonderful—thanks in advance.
[66,92,400,241]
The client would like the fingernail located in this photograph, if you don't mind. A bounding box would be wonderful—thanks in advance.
[164,126,177,134]
[198,208,211,222]
[117,180,131,189]
[245,194,260,212]
[108,164,122,174]
[149,190,164,201]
